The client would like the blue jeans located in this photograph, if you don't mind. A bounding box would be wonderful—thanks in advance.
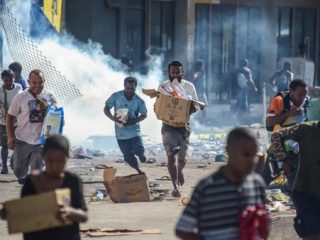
[291,190,320,238]
[117,136,145,170]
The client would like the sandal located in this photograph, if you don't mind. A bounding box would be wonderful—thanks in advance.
[156,176,171,181]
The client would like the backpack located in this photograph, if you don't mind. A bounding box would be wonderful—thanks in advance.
[266,91,309,132]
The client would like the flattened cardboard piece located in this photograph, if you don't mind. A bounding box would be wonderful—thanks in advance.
[142,89,158,98]
[103,168,151,203]
[103,167,117,182]
[4,188,71,234]
[81,228,161,237]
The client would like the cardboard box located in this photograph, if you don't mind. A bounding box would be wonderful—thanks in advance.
[4,188,71,234]
[142,89,205,127]
[103,167,151,203]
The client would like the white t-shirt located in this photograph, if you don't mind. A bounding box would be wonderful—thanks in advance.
[158,79,198,100]
[0,84,22,125]
[8,90,57,145]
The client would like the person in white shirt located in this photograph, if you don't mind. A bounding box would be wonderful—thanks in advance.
[6,69,56,184]
[158,61,199,197]
[0,70,22,174]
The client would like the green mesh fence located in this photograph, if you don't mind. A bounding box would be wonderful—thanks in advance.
[0,0,82,105]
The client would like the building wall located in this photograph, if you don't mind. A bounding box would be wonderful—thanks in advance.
[194,0,320,103]
[65,0,92,43]
[91,1,121,57]
[65,0,148,64]
[61,0,320,103]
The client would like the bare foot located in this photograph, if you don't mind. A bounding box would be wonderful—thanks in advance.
[171,189,181,198]
[178,170,184,186]
[139,155,146,163]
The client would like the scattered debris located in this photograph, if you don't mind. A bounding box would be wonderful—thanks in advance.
[155,176,171,181]
[149,181,160,188]
[268,173,288,189]
[250,123,262,129]
[94,164,109,169]
[70,146,89,159]
[266,189,290,203]
[202,153,210,160]
[90,189,108,203]
[115,159,125,163]
[197,164,207,169]
[215,154,227,162]
[267,201,291,212]
[80,228,161,237]
[145,158,156,164]
[151,190,168,201]
[157,162,167,167]
[181,196,189,206]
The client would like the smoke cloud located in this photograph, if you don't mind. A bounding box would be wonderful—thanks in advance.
[2,0,163,145]
[38,38,163,142]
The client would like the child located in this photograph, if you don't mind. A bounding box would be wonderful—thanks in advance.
[175,127,269,240]
[2,135,88,240]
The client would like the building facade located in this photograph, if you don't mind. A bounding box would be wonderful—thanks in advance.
[34,0,320,103]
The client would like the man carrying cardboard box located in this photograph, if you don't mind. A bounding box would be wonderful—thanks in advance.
[104,76,147,174]
[158,61,199,197]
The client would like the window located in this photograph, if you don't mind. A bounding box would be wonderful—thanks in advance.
[126,9,146,66]
[195,4,261,103]
[150,0,175,65]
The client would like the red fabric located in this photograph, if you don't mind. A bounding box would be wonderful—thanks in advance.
[238,204,270,240]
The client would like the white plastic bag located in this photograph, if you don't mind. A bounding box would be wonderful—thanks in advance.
[115,108,128,128]
[237,73,248,89]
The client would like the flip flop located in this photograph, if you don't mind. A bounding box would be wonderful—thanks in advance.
[145,158,156,164]
[197,164,207,168]
[95,164,109,169]
[156,162,167,167]
[149,181,160,188]
[115,159,125,163]
[156,176,171,181]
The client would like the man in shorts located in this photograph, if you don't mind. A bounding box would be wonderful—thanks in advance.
[158,61,199,197]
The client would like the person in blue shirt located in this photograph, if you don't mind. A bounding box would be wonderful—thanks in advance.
[8,62,29,90]
[104,77,147,174]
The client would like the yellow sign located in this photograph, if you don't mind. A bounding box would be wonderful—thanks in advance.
[43,0,63,32]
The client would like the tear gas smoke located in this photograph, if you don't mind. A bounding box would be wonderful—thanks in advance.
[2,0,163,143]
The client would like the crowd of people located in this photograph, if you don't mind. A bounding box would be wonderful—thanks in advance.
[0,57,318,240]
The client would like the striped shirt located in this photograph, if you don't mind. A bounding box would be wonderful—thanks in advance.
[176,167,266,240]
